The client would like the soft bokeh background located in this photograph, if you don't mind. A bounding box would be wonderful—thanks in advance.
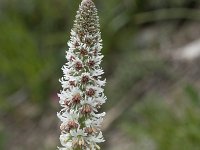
[1,0,200,149]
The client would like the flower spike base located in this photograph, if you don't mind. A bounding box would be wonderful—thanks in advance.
[57,0,106,149]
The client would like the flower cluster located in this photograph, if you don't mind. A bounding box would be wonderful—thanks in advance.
[57,0,106,149]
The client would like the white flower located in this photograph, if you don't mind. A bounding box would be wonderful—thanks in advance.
[88,131,105,143]
[60,133,73,148]
[58,109,79,122]
[84,132,104,150]
[58,0,106,149]
[70,129,87,137]
[90,68,104,76]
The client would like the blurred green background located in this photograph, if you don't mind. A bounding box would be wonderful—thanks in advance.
[1,0,200,149]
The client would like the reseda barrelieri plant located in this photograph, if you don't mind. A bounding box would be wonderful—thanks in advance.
[57,0,107,149]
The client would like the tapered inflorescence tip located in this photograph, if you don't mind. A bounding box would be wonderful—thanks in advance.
[81,0,93,5]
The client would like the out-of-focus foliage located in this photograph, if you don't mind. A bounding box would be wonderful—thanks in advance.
[1,0,200,149]
[0,129,5,150]
[121,87,200,150]
[0,0,71,110]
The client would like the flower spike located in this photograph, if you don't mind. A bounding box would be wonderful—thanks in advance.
[58,0,106,149]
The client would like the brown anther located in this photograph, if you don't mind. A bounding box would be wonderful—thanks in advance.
[81,104,92,114]
[64,100,71,107]
[72,138,85,148]
[93,49,98,56]
[79,31,84,37]
[88,60,95,68]
[75,41,79,47]
[67,120,78,129]
[93,76,98,80]
[85,127,94,134]
[80,48,88,55]
[78,138,85,146]
[95,36,99,41]
[69,81,76,86]
[69,56,75,61]
[75,61,83,70]
[86,88,95,97]
[96,103,101,109]
[81,75,89,84]
[72,93,82,103]
[60,124,66,131]
[85,38,92,45]
[60,124,70,132]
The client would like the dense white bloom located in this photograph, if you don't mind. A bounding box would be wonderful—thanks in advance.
[58,0,106,149]
[60,134,72,149]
